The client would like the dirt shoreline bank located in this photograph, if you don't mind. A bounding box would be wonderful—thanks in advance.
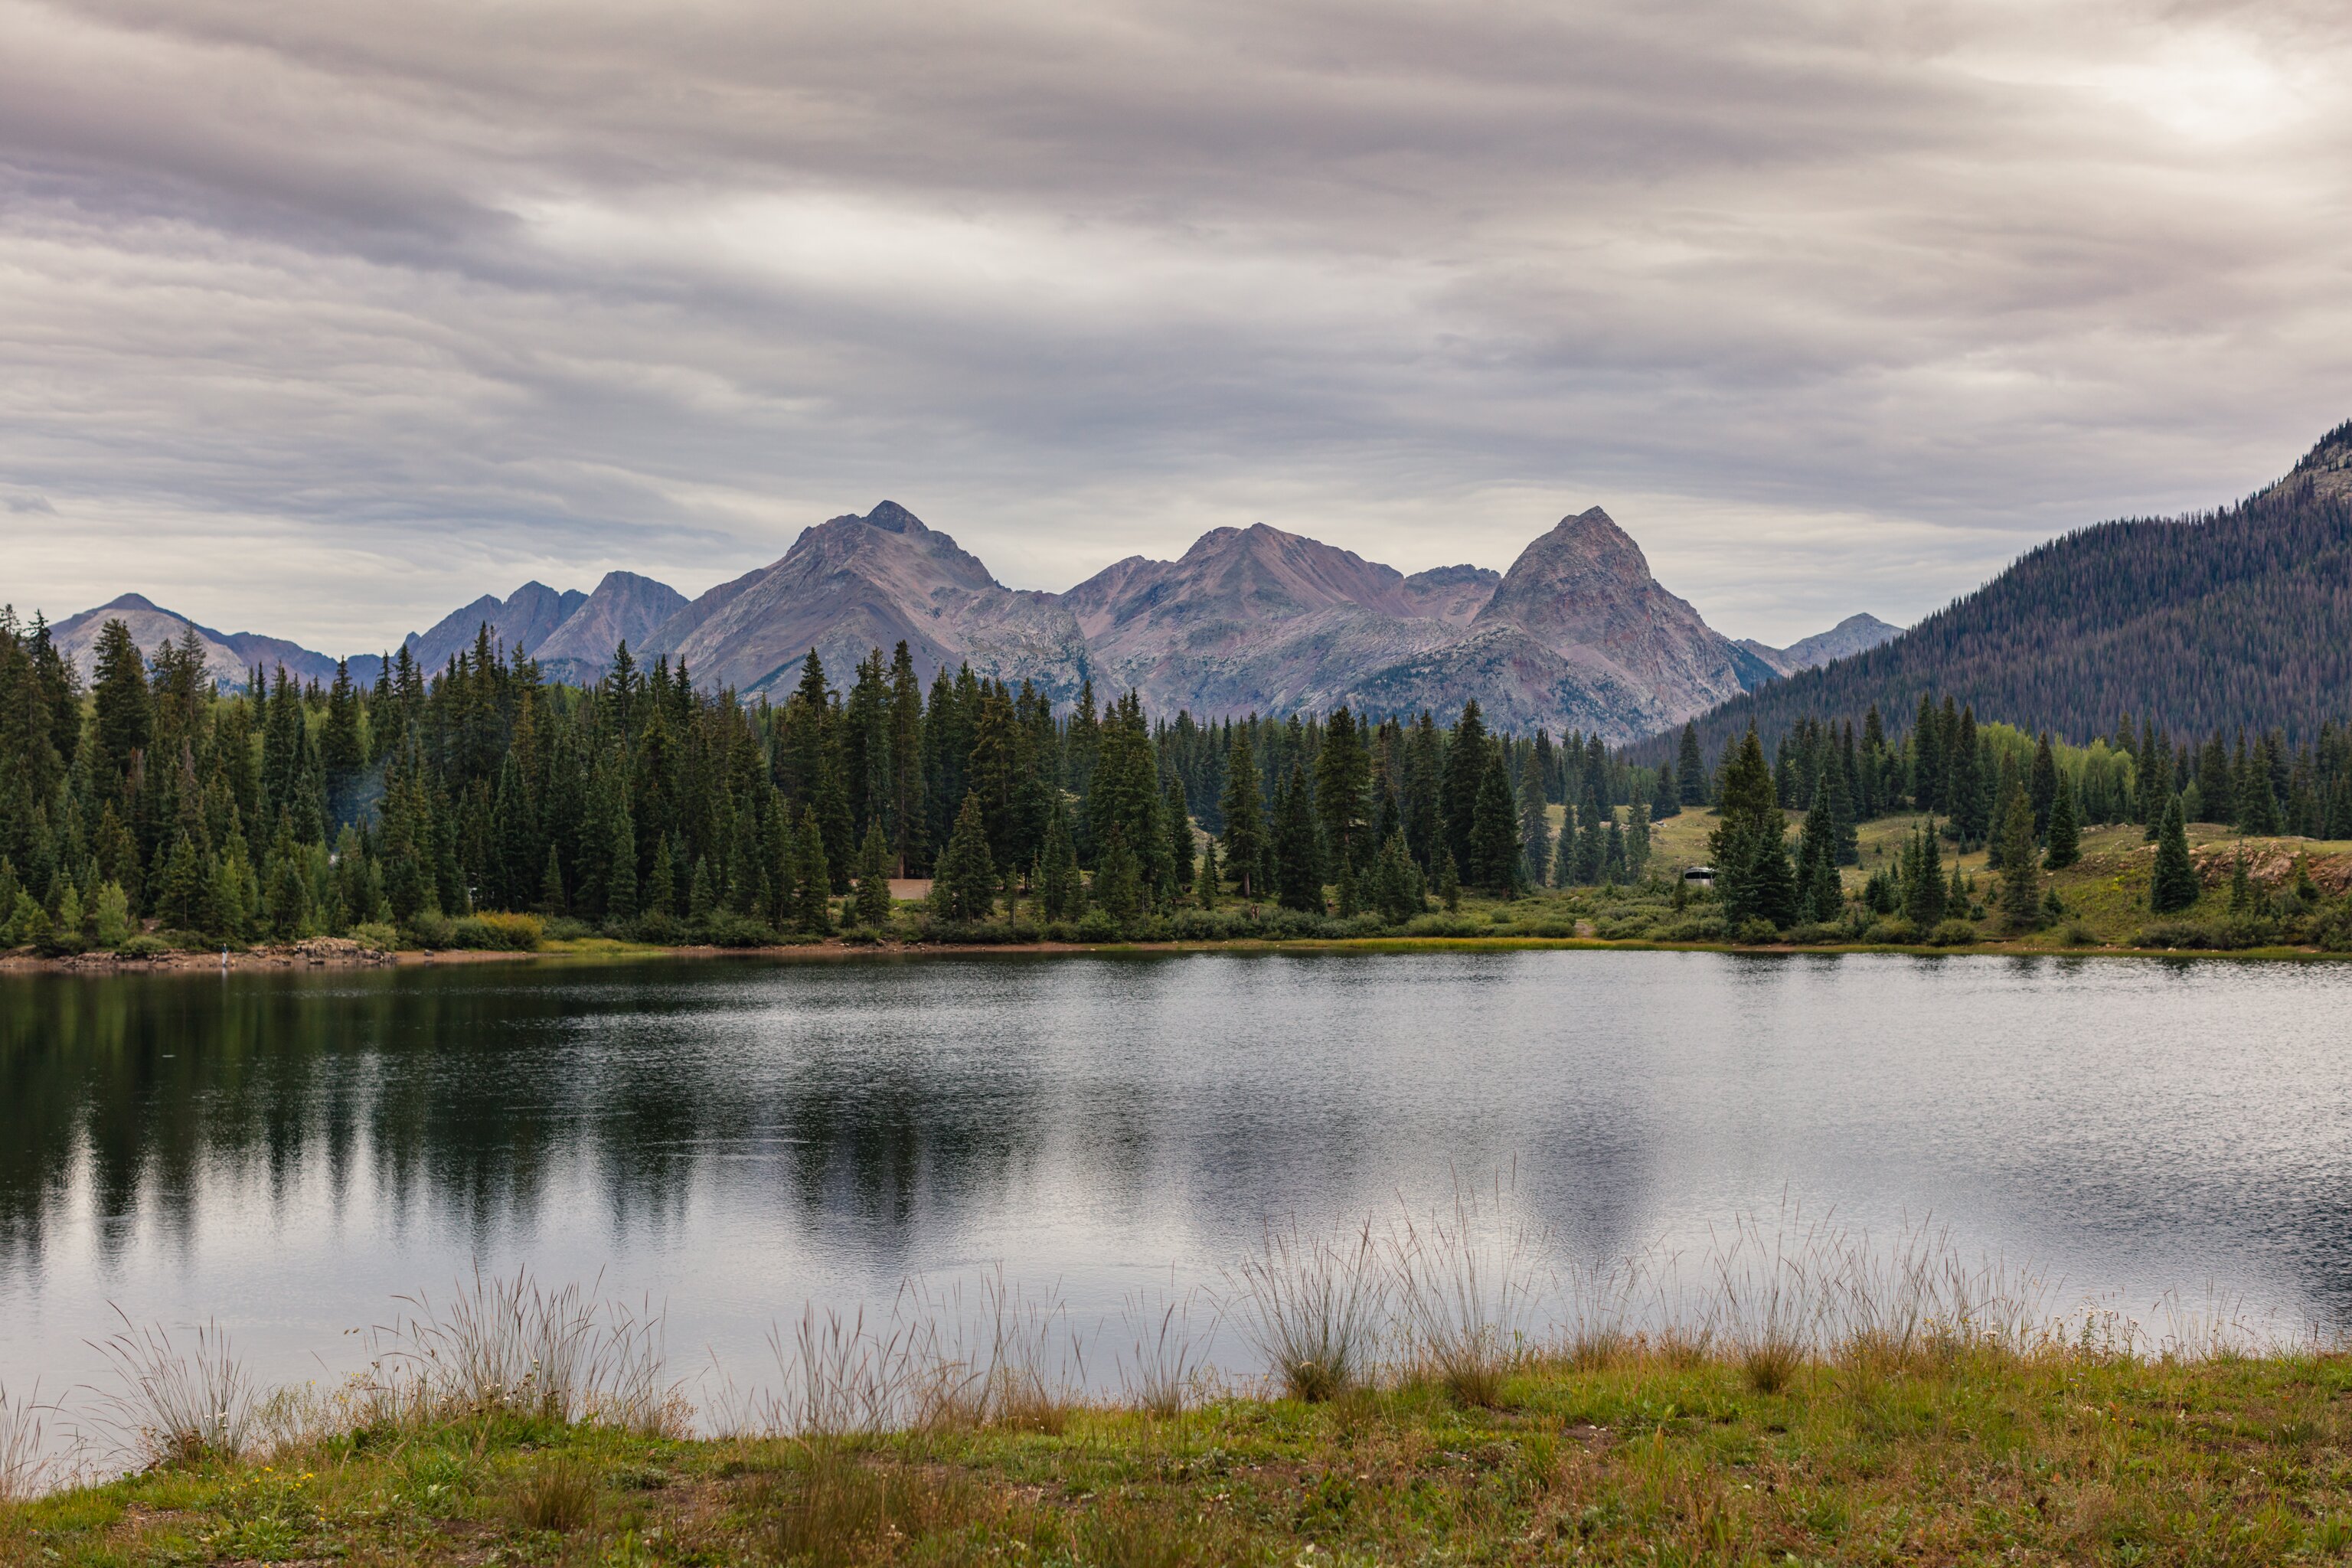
[4,930,2347,975]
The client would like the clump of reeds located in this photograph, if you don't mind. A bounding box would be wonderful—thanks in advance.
[1389,1169,1550,1406]
[765,1268,1084,1437]
[511,1454,599,1534]
[1227,1217,1383,1402]
[356,1266,686,1436]
[0,1381,62,1502]
[84,1308,256,1466]
[754,1446,982,1568]
[1114,1281,1218,1418]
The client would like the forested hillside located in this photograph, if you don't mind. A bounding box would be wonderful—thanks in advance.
[1664,422,2352,758]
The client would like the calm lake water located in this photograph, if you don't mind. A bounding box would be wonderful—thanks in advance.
[5,949,2351,1413]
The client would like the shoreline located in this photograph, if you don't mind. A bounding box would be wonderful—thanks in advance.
[5,929,2347,975]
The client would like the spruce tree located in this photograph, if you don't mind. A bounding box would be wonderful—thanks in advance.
[1197,839,1220,911]
[538,843,566,915]
[854,819,893,927]
[1994,780,2041,929]
[1441,702,1488,871]
[1654,752,1682,818]
[930,792,995,923]
[1516,746,1551,887]
[645,836,677,918]
[1165,774,1194,893]
[2149,795,2200,914]
[1095,826,1144,926]
[688,856,715,923]
[2228,844,2252,915]
[1272,763,1324,913]
[2029,734,2058,838]
[2043,771,2081,869]
[1436,848,1461,911]
[1039,801,1083,921]
[795,807,835,933]
[1676,721,1706,806]
[1218,729,1268,897]
[1905,822,1946,926]
[1468,746,1524,893]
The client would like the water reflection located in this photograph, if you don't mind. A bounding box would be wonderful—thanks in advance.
[4,952,2352,1392]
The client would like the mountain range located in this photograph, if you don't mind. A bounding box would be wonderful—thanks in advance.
[47,506,1894,741]
[1666,419,2352,755]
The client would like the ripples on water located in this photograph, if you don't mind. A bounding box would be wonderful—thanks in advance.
[3,949,2350,1403]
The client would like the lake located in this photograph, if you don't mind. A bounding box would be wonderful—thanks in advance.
[5,949,2350,1423]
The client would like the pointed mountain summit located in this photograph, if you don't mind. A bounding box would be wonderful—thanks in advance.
[1467,506,1775,727]
[404,582,585,671]
[642,501,1086,699]
[1740,612,1900,677]
[51,593,346,689]
[533,571,690,684]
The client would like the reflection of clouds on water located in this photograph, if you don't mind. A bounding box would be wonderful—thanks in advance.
[5,952,2352,1401]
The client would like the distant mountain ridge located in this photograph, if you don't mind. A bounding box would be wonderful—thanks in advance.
[57,506,1892,740]
[1664,420,2352,756]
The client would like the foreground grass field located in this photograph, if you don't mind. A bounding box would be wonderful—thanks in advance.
[9,1345,2352,1565]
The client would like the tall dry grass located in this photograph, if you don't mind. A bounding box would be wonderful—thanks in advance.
[84,1309,258,1466]
[0,1383,61,1503]
[1226,1218,1383,1402]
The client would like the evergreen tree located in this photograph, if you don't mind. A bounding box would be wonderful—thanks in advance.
[645,835,677,919]
[606,804,638,921]
[1994,779,2041,929]
[1904,822,1946,926]
[2029,733,2058,838]
[2149,795,2200,914]
[2043,770,2081,869]
[1218,727,1268,897]
[1095,826,1144,927]
[1710,730,1794,927]
[1467,746,1524,893]
[795,806,835,933]
[1313,707,1370,874]
[854,819,894,927]
[1441,701,1488,872]
[1272,763,1324,913]
[153,832,206,931]
[1039,800,1084,921]
[688,856,715,923]
[1165,773,1194,894]
[1516,747,1551,887]
[1435,848,1461,911]
[1795,772,1843,923]
[1197,839,1220,911]
[1676,720,1706,806]
[538,842,566,915]
[930,792,996,923]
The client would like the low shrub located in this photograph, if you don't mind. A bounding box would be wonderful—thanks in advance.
[1732,917,1781,946]
[915,917,1044,946]
[402,910,456,949]
[1784,922,1847,946]
[697,911,782,948]
[1590,918,1654,941]
[1926,920,1978,947]
[1073,909,1119,942]
[1860,917,1915,944]
[351,921,399,951]
[115,933,175,960]
[447,911,544,951]
[541,916,593,941]
[1661,916,1725,942]
[2128,919,2269,952]
[1403,913,1485,938]
[631,910,682,943]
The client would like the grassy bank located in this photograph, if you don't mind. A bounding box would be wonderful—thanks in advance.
[10,1344,2352,1564]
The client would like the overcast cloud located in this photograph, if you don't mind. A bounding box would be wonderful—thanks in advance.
[2,0,2348,648]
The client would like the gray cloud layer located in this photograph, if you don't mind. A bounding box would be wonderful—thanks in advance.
[4,0,2349,648]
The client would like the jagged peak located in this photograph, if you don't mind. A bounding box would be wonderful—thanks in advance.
[2294,417,2352,475]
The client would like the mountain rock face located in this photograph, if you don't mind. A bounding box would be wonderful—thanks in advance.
[531,571,689,684]
[641,501,1088,701]
[404,583,585,671]
[60,498,1877,738]
[50,594,347,689]
[1739,612,1900,677]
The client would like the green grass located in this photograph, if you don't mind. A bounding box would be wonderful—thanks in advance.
[13,1346,2352,1564]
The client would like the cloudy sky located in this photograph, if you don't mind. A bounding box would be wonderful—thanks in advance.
[3,0,2348,649]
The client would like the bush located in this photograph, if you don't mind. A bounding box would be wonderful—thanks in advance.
[1926,920,1978,946]
[1731,917,1781,946]
[696,911,782,948]
[1073,909,1119,942]
[914,916,1043,946]
[1403,913,1485,938]
[351,921,400,952]
[1785,922,1846,946]
[1590,918,1655,941]
[116,934,174,960]
[2061,920,2098,946]
[2128,918,2269,952]
[630,910,682,944]
[447,912,544,951]
[1860,917,1916,944]
[1661,916,1725,942]
[403,910,456,949]
[541,916,593,942]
